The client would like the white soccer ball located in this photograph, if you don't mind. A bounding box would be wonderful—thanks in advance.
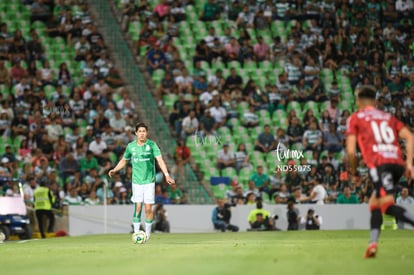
[132,231,147,244]
[0,232,5,243]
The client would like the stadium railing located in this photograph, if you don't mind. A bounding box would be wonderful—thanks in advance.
[89,0,212,204]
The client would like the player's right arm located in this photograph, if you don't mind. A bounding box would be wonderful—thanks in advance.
[108,158,128,178]
[345,115,358,176]
[108,145,130,177]
[398,126,414,178]
[346,134,358,176]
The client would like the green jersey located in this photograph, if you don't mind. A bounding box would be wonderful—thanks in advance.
[303,130,322,145]
[123,139,161,184]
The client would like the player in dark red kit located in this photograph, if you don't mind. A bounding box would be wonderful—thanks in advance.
[346,85,414,258]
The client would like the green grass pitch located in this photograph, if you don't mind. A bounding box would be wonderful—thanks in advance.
[0,230,413,275]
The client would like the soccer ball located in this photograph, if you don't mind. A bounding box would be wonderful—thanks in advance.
[132,231,147,244]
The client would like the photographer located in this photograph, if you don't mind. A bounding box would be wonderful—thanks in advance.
[250,213,272,231]
[247,198,275,231]
[212,198,239,232]
[287,201,300,231]
[152,203,170,233]
[301,208,323,230]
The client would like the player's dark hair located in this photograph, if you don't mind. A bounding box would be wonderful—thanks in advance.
[135,122,148,132]
[356,85,376,100]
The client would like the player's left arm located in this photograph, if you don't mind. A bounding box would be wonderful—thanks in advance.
[155,156,175,185]
[398,126,414,177]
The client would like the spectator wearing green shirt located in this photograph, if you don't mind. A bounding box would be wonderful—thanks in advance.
[200,0,221,22]
[302,121,323,153]
[168,184,184,204]
[249,165,269,194]
[80,150,99,175]
[63,188,83,206]
[336,186,359,204]
[387,74,405,100]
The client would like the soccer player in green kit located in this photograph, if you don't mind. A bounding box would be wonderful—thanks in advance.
[108,122,175,241]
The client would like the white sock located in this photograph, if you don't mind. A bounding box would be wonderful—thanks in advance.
[133,222,140,233]
[145,221,152,239]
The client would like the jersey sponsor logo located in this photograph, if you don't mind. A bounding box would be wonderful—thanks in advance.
[358,110,390,120]
[133,157,150,162]
[137,158,150,162]
[372,144,398,153]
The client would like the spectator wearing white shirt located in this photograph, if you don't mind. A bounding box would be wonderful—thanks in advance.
[303,56,320,85]
[397,187,414,205]
[13,78,31,100]
[383,22,395,40]
[401,59,414,79]
[175,68,193,94]
[208,69,225,90]
[241,105,259,128]
[110,111,127,134]
[276,72,293,101]
[38,60,54,86]
[236,5,254,29]
[94,77,111,96]
[116,89,135,110]
[284,56,303,85]
[216,144,235,170]
[0,157,12,177]
[23,176,39,207]
[301,27,317,49]
[220,27,232,46]
[103,101,116,121]
[204,27,217,48]
[101,125,117,151]
[396,187,414,229]
[45,116,64,142]
[88,134,108,159]
[200,88,214,107]
[275,0,290,18]
[170,0,186,22]
[64,188,84,205]
[69,91,85,118]
[74,35,90,61]
[0,111,11,137]
[181,110,199,140]
[209,99,227,127]
[270,36,287,62]
[396,0,414,18]
[308,179,327,205]
[65,126,81,144]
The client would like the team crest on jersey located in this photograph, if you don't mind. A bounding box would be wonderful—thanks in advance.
[146,145,150,151]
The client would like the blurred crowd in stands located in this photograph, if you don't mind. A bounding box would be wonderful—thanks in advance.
[0,0,186,210]
[1,0,414,211]
[120,0,414,205]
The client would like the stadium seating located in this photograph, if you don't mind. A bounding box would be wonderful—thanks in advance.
[114,0,374,197]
